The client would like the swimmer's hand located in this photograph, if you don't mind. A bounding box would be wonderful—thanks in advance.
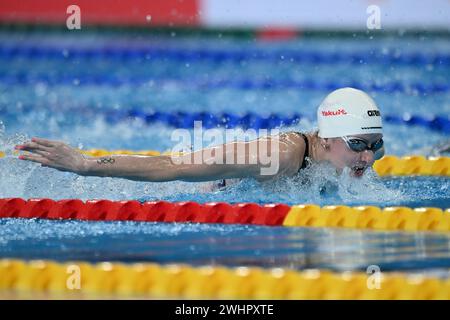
[15,137,88,174]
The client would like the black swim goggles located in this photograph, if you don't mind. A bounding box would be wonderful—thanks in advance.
[341,136,384,153]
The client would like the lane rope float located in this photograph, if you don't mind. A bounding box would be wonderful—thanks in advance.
[1,43,449,67]
[1,73,448,95]
[0,198,449,232]
[2,105,448,134]
[0,259,448,299]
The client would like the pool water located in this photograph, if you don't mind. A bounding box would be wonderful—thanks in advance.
[1,218,450,275]
[0,28,449,273]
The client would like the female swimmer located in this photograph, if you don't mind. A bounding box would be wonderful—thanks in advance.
[15,87,385,184]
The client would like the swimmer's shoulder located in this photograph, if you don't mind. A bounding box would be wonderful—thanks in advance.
[277,131,308,175]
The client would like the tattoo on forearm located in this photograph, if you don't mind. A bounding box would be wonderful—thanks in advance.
[97,157,115,165]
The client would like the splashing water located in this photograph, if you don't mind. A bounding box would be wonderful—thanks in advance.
[179,161,406,206]
[0,120,446,208]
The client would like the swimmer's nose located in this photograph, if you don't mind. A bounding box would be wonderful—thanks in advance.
[360,150,374,164]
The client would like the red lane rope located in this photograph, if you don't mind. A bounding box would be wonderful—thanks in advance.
[0,198,290,226]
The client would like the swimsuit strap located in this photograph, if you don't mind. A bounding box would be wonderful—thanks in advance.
[295,132,310,171]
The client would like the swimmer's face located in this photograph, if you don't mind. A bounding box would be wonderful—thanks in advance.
[325,134,383,177]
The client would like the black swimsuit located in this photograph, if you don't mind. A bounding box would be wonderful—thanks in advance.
[296,132,310,171]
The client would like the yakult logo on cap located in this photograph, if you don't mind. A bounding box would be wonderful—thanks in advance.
[321,108,348,117]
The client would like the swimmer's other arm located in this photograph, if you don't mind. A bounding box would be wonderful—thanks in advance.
[15,136,299,182]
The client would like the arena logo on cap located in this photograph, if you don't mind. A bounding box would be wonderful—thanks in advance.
[321,109,348,116]
[367,110,381,117]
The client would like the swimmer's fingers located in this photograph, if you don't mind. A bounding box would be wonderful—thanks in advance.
[15,141,52,153]
[22,149,51,158]
[31,137,61,148]
[18,153,69,171]
[17,139,86,174]
[16,138,61,149]
[18,153,51,166]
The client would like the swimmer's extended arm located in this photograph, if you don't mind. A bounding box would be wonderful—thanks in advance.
[15,136,296,182]
[83,143,267,182]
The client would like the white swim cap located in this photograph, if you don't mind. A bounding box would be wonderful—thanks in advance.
[317,87,383,138]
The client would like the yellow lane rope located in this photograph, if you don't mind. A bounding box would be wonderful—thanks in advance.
[283,205,450,232]
[0,259,448,299]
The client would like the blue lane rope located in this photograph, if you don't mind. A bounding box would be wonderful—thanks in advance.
[115,110,450,133]
[1,43,449,67]
[0,73,449,94]
[2,105,449,134]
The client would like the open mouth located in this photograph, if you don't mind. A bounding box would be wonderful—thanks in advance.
[351,165,366,177]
